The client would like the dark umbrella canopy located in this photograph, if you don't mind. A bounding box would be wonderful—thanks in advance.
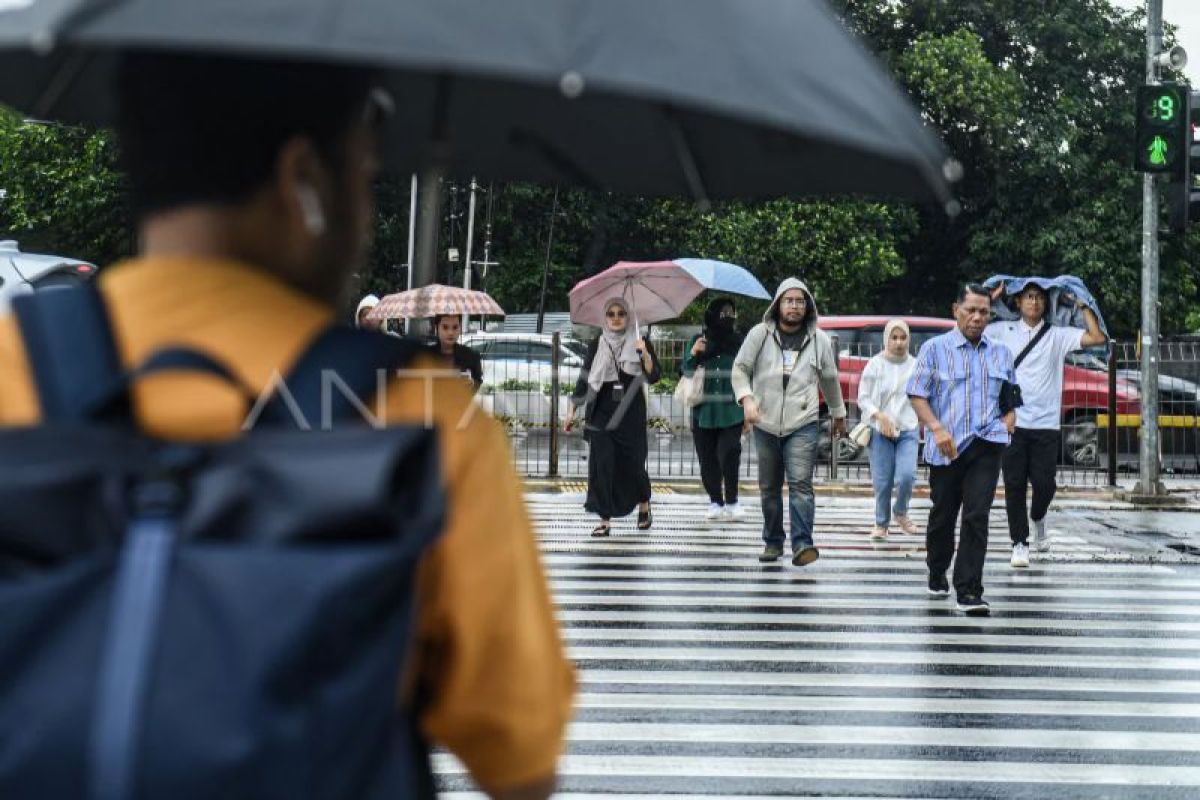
[0,0,958,210]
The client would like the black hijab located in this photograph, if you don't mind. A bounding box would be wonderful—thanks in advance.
[701,297,743,357]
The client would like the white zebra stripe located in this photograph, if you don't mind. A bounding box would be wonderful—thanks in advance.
[576,669,1200,695]
[554,608,1200,632]
[564,722,1200,751]
[575,692,1200,718]
[566,645,1200,672]
[433,753,1200,786]
[561,627,1200,651]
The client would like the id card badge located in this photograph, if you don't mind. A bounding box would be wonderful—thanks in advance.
[781,350,799,372]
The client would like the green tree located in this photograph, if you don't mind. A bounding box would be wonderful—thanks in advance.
[0,112,131,267]
[837,0,1194,334]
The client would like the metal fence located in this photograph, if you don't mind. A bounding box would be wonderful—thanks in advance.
[471,332,1200,484]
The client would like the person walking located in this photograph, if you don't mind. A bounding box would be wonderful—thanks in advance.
[429,313,484,391]
[731,279,847,566]
[0,52,574,799]
[986,283,1106,568]
[683,297,746,521]
[907,284,1016,616]
[565,297,662,537]
[857,319,920,540]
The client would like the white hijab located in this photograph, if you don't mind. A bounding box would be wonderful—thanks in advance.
[588,297,642,392]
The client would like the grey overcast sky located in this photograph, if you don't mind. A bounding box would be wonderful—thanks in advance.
[1112,0,1200,84]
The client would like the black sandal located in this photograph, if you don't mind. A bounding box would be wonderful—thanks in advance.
[591,521,611,537]
[637,506,652,530]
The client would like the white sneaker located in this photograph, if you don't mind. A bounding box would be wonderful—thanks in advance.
[869,524,889,541]
[1032,518,1049,551]
[725,502,746,519]
[1010,543,1030,569]
[706,502,724,520]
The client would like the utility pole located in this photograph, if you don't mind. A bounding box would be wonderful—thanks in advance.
[404,173,417,335]
[477,184,499,332]
[461,177,478,332]
[1138,0,1166,497]
[413,164,445,338]
[536,187,560,335]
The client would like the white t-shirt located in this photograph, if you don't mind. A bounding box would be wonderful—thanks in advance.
[984,319,1086,430]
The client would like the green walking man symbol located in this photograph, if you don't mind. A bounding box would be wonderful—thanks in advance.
[1148,135,1171,166]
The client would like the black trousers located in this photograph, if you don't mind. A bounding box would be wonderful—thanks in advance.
[692,424,743,505]
[927,440,1004,600]
[1002,427,1060,545]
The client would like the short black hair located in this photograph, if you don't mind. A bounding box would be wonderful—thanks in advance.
[956,283,990,303]
[116,51,376,216]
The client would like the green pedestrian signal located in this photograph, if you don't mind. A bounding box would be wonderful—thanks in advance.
[1149,135,1171,166]
[1135,84,1190,175]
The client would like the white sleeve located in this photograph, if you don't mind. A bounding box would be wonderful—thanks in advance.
[857,358,881,419]
[1058,326,1086,358]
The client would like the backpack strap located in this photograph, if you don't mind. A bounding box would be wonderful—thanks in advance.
[12,283,125,423]
[257,328,426,429]
[14,284,424,429]
[1013,321,1053,370]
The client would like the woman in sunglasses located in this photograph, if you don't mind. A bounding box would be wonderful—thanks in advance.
[565,297,662,536]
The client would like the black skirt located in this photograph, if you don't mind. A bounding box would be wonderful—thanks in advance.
[583,379,652,519]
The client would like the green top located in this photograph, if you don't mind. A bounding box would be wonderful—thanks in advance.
[683,333,745,430]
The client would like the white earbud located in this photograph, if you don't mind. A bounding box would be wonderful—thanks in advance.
[296,183,326,236]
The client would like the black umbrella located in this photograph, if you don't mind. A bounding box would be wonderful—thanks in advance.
[0,0,959,211]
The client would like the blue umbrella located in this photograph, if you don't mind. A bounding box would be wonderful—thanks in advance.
[674,259,771,301]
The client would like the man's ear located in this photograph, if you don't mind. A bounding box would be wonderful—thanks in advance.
[275,137,331,239]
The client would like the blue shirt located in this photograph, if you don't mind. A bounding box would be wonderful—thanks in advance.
[906,328,1015,466]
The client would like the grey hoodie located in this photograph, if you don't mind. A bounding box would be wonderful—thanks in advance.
[730,277,846,437]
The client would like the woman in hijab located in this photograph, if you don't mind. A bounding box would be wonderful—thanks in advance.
[857,319,921,540]
[564,297,662,536]
[683,297,746,520]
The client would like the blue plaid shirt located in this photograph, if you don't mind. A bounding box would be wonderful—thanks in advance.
[906,327,1015,466]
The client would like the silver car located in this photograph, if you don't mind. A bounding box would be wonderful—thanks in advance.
[459,332,587,390]
[0,240,96,312]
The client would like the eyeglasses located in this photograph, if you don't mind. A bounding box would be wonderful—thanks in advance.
[606,309,627,319]
[781,298,806,307]
[719,310,737,318]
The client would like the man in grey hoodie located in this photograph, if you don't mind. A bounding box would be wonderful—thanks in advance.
[732,278,847,565]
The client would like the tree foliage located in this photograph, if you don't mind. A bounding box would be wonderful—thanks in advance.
[4,1,1197,335]
[0,112,131,266]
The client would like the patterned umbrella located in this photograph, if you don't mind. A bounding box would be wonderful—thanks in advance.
[368,284,505,320]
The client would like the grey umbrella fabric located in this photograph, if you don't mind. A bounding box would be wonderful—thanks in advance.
[0,0,958,209]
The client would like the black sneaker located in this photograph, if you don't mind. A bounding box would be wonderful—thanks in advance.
[759,543,783,562]
[791,546,820,567]
[956,595,990,616]
[927,574,950,597]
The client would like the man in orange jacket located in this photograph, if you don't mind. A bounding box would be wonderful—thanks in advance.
[0,51,573,799]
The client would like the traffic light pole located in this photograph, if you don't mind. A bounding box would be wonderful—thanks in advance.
[1138,0,1165,497]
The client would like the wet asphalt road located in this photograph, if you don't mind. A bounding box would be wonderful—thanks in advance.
[435,493,1200,798]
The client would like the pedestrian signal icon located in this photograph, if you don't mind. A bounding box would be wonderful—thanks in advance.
[1135,84,1189,174]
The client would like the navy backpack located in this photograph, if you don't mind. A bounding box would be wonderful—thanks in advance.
[0,285,445,799]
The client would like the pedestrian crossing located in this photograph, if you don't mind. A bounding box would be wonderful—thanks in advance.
[435,493,1200,799]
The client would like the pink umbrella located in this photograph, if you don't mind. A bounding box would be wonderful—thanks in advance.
[569,261,705,331]
[368,284,505,320]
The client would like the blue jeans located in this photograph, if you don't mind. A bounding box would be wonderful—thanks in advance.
[868,428,918,526]
[754,423,819,552]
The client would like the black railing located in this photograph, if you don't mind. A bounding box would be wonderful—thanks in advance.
[467,334,1200,483]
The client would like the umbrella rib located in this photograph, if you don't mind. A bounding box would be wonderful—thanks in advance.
[664,107,712,212]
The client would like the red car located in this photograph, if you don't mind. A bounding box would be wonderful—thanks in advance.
[816,315,1140,465]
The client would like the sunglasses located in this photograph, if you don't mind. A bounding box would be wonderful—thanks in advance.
[606,309,628,319]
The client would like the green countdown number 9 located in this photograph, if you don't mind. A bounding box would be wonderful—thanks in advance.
[1157,94,1176,122]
